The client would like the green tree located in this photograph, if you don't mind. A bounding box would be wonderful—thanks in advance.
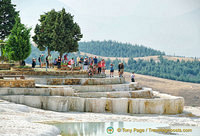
[5,16,31,65]
[52,8,82,57]
[33,8,82,57]
[32,9,58,55]
[0,0,18,40]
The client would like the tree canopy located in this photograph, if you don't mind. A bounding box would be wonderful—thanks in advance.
[32,9,57,53]
[79,41,165,57]
[0,0,18,40]
[33,8,82,57]
[5,16,31,65]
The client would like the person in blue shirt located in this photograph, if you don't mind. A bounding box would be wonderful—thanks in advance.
[93,56,98,66]
[110,64,114,77]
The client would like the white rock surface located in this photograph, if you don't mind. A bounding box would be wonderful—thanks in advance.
[0,99,200,136]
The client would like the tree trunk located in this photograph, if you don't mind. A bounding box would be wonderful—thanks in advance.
[60,52,63,58]
[48,48,51,56]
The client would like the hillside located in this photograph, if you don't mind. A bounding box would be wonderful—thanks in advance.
[80,52,200,63]
[105,71,200,107]
[81,51,200,83]
[79,41,165,57]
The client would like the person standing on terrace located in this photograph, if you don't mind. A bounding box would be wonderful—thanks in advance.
[98,61,102,74]
[48,54,53,68]
[101,59,106,74]
[80,57,84,70]
[70,58,75,71]
[38,55,41,68]
[118,63,121,77]
[120,63,124,77]
[46,55,49,68]
[93,56,98,66]
[76,57,80,67]
[57,56,62,68]
[84,57,89,70]
[110,64,114,77]
[64,54,68,63]
[41,54,45,67]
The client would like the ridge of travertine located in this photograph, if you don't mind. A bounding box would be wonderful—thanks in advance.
[0,76,184,115]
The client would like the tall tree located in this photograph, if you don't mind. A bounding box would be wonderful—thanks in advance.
[33,8,83,57]
[52,8,82,57]
[32,9,57,55]
[5,16,31,65]
[0,0,18,40]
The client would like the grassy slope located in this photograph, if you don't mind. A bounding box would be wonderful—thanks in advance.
[105,70,200,107]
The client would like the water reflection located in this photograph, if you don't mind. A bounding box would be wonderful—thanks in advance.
[54,122,106,136]
[52,122,200,136]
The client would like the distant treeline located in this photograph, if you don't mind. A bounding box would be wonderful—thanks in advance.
[79,41,165,57]
[110,56,200,83]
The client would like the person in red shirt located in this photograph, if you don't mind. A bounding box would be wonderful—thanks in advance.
[64,54,68,63]
[98,61,102,74]
[101,59,106,74]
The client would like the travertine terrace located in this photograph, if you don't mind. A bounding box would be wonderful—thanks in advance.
[0,70,184,115]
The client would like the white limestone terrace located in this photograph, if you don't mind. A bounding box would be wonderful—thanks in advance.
[0,75,184,115]
[0,99,200,136]
[34,76,126,85]
[0,76,197,136]
[0,82,184,114]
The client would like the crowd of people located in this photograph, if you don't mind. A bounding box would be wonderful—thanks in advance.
[32,54,135,81]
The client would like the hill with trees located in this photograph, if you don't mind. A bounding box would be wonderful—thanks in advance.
[125,56,200,83]
[79,40,165,57]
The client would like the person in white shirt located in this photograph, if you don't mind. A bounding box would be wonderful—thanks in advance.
[70,58,75,71]
[131,72,135,82]
[48,54,53,68]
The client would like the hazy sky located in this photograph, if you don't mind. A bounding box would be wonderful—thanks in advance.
[12,0,200,57]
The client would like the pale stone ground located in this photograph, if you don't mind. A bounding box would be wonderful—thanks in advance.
[0,99,200,136]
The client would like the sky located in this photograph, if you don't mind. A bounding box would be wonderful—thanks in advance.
[12,0,200,57]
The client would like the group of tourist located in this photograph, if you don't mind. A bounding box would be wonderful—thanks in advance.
[78,57,106,77]
[33,55,107,73]
[35,54,53,68]
[32,54,135,82]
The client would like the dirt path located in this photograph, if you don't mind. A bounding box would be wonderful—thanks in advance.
[105,70,200,107]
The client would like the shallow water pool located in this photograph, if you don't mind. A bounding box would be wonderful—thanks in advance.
[52,122,200,136]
